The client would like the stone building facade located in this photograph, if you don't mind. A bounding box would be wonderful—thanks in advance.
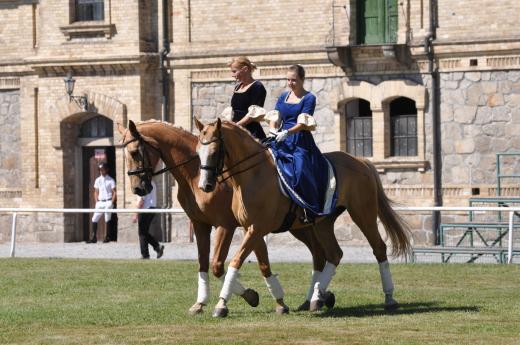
[0,1,519,247]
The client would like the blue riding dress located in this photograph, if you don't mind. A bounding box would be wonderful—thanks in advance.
[269,91,337,217]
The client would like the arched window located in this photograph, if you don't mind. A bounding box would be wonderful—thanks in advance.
[390,97,417,156]
[346,99,372,157]
[79,115,113,138]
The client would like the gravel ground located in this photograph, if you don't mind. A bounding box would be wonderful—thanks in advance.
[0,241,410,263]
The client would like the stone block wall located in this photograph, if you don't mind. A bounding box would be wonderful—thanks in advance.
[440,71,520,188]
[192,78,337,151]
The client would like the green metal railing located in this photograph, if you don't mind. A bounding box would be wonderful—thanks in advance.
[496,152,520,196]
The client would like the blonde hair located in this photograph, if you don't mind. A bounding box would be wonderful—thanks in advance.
[228,56,257,72]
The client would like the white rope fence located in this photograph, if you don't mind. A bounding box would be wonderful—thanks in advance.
[1,206,519,263]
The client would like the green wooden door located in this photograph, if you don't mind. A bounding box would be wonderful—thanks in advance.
[357,0,397,44]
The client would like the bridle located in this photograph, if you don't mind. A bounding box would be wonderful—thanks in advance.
[123,132,198,179]
[198,131,269,183]
[199,133,227,178]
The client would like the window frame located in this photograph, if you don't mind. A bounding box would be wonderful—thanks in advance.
[345,99,373,158]
[75,0,105,22]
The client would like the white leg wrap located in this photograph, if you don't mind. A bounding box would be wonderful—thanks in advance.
[310,282,322,302]
[318,262,336,292]
[378,260,394,295]
[264,274,284,300]
[219,271,246,296]
[219,267,240,301]
[306,270,321,301]
[196,272,210,305]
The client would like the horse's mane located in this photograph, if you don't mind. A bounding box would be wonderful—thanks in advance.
[136,119,188,133]
[221,120,264,149]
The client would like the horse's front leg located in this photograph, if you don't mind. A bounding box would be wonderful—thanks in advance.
[213,226,271,318]
[188,221,212,315]
[212,225,260,308]
[251,234,289,314]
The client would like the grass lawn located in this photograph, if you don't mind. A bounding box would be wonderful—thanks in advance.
[0,258,519,345]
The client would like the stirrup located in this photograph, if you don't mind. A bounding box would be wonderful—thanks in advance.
[300,209,314,224]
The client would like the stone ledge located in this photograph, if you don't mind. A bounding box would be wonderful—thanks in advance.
[372,159,429,173]
[60,22,116,40]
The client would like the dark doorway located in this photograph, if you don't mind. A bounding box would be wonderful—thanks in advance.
[82,146,117,241]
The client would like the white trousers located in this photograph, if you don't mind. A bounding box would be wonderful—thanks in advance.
[91,201,112,223]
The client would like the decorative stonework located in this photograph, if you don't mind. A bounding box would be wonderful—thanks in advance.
[49,91,127,148]
[0,78,20,90]
[190,64,344,82]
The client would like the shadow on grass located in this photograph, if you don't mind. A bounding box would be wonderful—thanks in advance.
[313,302,480,318]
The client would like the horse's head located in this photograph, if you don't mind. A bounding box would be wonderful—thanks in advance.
[195,117,225,193]
[120,120,161,196]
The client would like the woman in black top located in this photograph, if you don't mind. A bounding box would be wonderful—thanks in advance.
[228,56,267,140]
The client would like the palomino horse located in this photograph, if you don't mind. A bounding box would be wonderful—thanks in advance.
[119,120,329,315]
[195,118,411,317]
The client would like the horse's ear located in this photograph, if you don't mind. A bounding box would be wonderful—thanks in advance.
[116,122,126,135]
[128,120,138,136]
[194,116,204,132]
[216,117,222,130]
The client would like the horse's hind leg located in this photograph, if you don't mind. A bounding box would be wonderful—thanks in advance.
[289,227,329,311]
[309,216,343,312]
[348,208,400,310]
[212,225,260,308]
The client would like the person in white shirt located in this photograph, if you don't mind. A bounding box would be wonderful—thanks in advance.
[132,180,164,259]
[88,162,117,243]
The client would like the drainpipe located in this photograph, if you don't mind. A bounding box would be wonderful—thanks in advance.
[160,0,171,241]
[426,0,442,244]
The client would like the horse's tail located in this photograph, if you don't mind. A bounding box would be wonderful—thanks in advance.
[364,159,411,257]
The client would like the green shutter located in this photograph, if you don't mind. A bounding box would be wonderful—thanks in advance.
[357,0,398,44]
[386,0,398,43]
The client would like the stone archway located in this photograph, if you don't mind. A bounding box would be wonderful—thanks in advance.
[49,92,127,242]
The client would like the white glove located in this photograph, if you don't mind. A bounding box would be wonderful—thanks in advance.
[105,201,113,209]
[267,128,278,138]
[275,130,289,143]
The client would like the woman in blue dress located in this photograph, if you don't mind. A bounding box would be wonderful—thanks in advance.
[268,65,337,219]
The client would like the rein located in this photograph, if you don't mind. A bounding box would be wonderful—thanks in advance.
[123,136,198,177]
[198,134,269,183]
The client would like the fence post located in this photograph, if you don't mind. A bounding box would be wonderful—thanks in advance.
[10,213,17,258]
[508,211,514,264]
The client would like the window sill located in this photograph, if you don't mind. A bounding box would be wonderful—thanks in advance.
[370,159,429,173]
[60,22,115,40]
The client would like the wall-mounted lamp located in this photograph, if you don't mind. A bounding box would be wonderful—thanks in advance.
[64,72,88,112]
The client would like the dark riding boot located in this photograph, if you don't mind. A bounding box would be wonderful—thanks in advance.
[103,220,113,243]
[87,223,97,243]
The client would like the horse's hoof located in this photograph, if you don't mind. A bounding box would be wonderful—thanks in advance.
[323,291,336,309]
[241,288,259,308]
[275,304,290,315]
[296,300,310,312]
[188,303,204,316]
[309,299,323,312]
[212,307,229,318]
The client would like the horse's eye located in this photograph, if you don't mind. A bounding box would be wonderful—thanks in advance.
[129,150,138,158]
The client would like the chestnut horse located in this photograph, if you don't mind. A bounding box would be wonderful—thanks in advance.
[119,120,329,315]
[195,118,411,317]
